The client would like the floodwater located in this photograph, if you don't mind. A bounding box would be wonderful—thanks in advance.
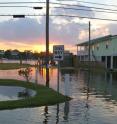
[0,61,117,124]
[0,86,36,101]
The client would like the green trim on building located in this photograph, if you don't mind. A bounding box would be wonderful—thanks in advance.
[76,35,117,46]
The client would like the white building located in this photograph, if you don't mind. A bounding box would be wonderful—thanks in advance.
[76,35,117,69]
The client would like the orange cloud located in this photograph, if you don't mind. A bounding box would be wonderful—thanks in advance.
[0,39,60,53]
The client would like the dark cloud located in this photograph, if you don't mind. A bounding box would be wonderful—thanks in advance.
[49,4,94,45]
[0,6,95,46]
[0,18,45,42]
[49,20,88,44]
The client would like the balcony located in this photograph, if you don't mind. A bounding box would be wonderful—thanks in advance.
[77,50,88,56]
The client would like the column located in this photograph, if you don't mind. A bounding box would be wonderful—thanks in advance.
[111,56,113,69]
[105,56,107,68]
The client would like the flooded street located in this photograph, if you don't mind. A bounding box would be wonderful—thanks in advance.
[0,66,117,124]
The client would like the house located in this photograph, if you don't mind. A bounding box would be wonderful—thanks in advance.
[11,50,20,59]
[60,50,74,67]
[11,50,19,56]
[76,35,117,69]
[0,50,4,58]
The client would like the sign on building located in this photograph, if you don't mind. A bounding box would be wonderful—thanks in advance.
[53,45,64,61]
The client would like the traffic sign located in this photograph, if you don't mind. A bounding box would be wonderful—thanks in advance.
[53,45,64,61]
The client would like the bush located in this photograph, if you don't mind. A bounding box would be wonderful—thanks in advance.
[18,67,32,83]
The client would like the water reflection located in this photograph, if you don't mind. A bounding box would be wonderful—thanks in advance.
[63,101,69,121]
[1,64,117,123]
[42,104,60,124]
[43,106,48,124]
[56,104,59,124]
[90,71,117,103]
[84,71,90,124]
[62,74,72,96]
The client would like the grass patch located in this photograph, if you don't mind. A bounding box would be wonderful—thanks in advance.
[0,79,71,110]
[0,63,33,70]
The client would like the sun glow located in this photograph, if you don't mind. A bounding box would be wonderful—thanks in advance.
[33,42,57,53]
[0,39,59,53]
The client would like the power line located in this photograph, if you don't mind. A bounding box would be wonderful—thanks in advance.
[57,0,117,8]
[0,5,117,15]
[0,2,45,4]
[50,14,117,22]
[0,5,117,16]
[0,5,116,15]
[51,6,117,15]
[0,14,117,22]
[0,5,37,8]
[49,2,117,12]
[0,2,116,22]
[0,0,117,8]
[0,1,117,12]
[0,5,116,16]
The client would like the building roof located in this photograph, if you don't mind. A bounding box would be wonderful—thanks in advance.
[76,35,117,46]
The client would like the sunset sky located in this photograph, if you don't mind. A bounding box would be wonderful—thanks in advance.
[0,0,117,54]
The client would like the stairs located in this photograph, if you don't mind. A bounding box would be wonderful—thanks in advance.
[92,51,97,62]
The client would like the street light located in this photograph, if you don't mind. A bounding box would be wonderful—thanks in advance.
[13,6,43,18]
[12,5,51,87]
[33,7,43,10]
[12,6,43,18]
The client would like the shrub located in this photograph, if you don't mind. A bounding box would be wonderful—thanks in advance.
[18,67,32,83]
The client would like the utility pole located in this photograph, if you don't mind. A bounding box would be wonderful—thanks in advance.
[46,0,49,87]
[88,21,91,69]
[87,21,91,103]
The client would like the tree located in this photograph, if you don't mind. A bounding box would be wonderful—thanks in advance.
[18,67,32,97]
[4,50,11,59]
[18,67,32,83]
